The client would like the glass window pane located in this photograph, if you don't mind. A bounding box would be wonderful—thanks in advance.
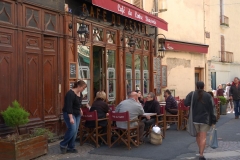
[143,71,149,96]
[107,68,116,101]
[107,50,115,68]
[78,45,90,104]
[0,2,11,23]
[135,55,141,90]
[143,56,148,70]
[107,31,115,44]
[93,27,103,41]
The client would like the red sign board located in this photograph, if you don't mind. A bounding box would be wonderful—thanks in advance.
[92,0,168,31]
[165,40,208,54]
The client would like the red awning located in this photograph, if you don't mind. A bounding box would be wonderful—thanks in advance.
[165,40,208,53]
[91,0,168,31]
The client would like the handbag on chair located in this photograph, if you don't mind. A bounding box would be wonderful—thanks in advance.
[187,91,197,137]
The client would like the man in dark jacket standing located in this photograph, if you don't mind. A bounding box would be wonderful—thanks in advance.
[184,81,216,160]
[229,77,240,119]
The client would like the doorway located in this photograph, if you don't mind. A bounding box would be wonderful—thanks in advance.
[195,68,203,89]
[92,46,116,103]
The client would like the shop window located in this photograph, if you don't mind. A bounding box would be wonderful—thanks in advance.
[135,38,142,49]
[44,12,56,32]
[126,53,133,98]
[0,1,11,23]
[78,45,90,104]
[143,40,150,51]
[143,56,149,96]
[106,31,116,44]
[135,55,141,90]
[93,27,103,41]
[26,7,40,28]
[107,50,116,102]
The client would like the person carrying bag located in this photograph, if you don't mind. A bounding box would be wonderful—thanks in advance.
[184,81,217,160]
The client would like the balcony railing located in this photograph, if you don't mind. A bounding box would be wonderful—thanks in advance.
[219,51,234,63]
[220,15,229,27]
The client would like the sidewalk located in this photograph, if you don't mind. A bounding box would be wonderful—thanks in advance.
[174,113,240,160]
[36,113,240,160]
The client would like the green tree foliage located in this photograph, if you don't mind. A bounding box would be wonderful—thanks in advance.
[1,100,30,135]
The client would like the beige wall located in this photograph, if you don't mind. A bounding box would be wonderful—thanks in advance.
[206,0,240,89]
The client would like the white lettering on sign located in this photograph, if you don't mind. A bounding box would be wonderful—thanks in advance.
[117,4,125,15]
[166,43,174,50]
[135,11,143,20]
[145,16,156,25]
[128,9,132,16]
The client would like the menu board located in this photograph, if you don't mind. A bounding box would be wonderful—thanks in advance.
[161,65,167,87]
[153,57,161,95]
[69,62,77,79]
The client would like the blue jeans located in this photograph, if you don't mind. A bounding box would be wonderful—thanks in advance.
[233,100,240,117]
[60,112,81,149]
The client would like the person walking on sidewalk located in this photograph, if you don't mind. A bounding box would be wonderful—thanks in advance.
[225,82,234,113]
[184,81,217,160]
[60,80,87,154]
[229,77,240,119]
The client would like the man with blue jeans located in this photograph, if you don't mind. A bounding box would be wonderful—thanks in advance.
[229,77,240,119]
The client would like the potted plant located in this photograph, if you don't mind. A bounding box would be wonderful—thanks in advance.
[0,100,48,160]
[218,96,227,115]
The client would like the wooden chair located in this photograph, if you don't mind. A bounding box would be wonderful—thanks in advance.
[155,105,165,138]
[79,110,108,148]
[163,104,180,131]
[178,99,189,130]
[174,96,180,101]
[108,111,139,150]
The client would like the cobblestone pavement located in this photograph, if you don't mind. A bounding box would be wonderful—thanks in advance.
[35,141,150,160]
[36,114,240,160]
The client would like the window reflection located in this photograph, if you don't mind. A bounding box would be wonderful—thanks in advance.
[78,45,90,103]
[135,55,141,90]
[107,50,116,102]
[143,56,149,96]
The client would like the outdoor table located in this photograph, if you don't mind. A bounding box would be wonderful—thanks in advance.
[142,113,157,117]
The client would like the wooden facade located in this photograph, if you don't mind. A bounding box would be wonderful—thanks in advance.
[0,0,156,137]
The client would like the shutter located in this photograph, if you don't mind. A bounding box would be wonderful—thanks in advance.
[134,0,142,9]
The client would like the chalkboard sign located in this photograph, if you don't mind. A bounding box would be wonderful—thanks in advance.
[69,81,74,89]
[69,62,77,79]
[161,65,167,87]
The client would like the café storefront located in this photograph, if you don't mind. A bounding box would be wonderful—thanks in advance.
[66,0,168,106]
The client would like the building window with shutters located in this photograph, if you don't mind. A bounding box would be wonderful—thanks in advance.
[133,0,143,9]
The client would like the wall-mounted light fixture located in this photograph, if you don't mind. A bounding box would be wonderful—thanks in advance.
[68,6,89,45]
[154,34,166,59]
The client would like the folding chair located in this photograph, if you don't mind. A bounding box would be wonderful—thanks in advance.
[178,99,189,130]
[109,105,115,111]
[108,111,139,150]
[79,110,108,148]
[163,103,180,131]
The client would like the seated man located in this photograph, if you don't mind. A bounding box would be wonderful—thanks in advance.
[164,89,178,115]
[142,92,160,130]
[115,91,145,143]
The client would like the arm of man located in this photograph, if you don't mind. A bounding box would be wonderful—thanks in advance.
[65,92,74,124]
[154,101,161,115]
[184,91,193,107]
[229,86,233,99]
[138,103,144,115]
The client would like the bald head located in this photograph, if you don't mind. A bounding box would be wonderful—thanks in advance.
[128,91,138,101]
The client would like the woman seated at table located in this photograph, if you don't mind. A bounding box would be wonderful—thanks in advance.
[85,91,109,135]
[142,92,160,130]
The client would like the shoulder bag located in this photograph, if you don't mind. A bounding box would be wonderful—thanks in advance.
[187,91,197,137]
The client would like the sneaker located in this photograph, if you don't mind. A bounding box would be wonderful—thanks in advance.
[67,148,78,153]
[60,146,67,154]
[199,156,206,160]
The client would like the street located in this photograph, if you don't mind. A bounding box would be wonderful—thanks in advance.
[36,113,240,160]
